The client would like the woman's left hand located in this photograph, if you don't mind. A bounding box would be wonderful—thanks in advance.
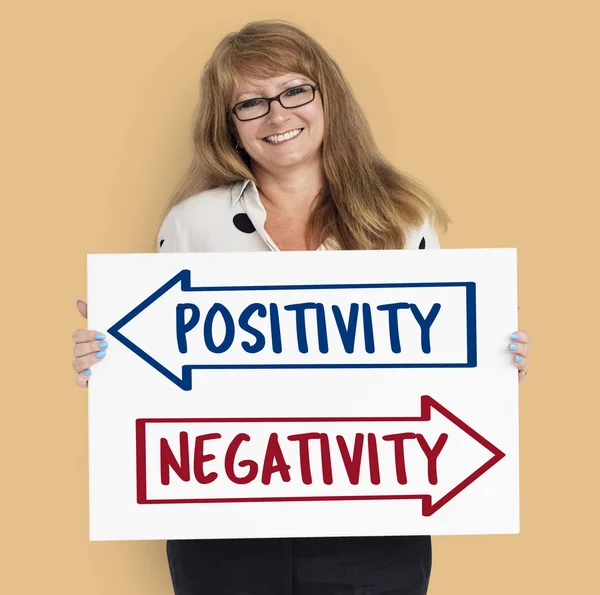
[508,330,530,382]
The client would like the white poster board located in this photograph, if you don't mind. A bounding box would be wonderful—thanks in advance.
[87,248,519,541]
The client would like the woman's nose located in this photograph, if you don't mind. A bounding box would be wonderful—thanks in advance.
[266,99,290,122]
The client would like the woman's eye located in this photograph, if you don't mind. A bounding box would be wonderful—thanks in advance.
[239,99,261,110]
[286,86,306,97]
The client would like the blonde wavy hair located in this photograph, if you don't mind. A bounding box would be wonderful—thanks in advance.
[158,19,450,250]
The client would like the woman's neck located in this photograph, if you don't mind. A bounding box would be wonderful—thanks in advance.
[253,162,324,217]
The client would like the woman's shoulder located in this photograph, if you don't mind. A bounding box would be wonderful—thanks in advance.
[168,183,238,217]
[321,216,441,251]
[156,183,239,252]
[404,216,441,250]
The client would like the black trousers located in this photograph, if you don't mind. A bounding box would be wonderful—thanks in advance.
[167,535,432,595]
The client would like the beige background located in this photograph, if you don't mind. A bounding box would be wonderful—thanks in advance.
[1,1,598,593]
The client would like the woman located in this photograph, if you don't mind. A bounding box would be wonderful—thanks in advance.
[72,19,530,595]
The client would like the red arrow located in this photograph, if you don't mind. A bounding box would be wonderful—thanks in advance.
[136,395,505,516]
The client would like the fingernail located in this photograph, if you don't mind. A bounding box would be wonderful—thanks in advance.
[83,369,92,376]
[76,299,83,304]
[96,350,106,358]
[510,333,520,340]
[515,355,523,363]
[509,343,518,351]
[95,333,105,340]
[98,341,109,349]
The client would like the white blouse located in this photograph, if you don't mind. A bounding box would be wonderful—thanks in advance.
[157,178,440,253]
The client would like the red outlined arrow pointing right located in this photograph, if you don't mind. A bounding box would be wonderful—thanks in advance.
[136,395,505,516]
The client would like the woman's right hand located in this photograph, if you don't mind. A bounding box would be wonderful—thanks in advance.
[72,300,109,387]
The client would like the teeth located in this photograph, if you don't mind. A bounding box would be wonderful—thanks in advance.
[265,128,302,144]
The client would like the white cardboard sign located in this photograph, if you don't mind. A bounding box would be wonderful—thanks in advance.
[87,248,519,541]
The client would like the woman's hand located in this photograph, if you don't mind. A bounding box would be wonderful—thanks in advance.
[72,300,109,387]
[508,329,530,382]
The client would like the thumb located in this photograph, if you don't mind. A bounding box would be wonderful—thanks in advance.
[76,299,88,320]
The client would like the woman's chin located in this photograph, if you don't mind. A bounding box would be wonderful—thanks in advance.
[255,152,308,168]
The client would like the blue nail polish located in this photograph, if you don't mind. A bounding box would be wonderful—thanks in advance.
[509,343,517,351]
[515,355,523,363]
[98,341,108,348]
[510,333,520,340]
[84,369,92,376]
[96,350,106,358]
[95,333,105,340]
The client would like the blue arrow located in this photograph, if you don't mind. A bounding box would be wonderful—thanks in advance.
[107,269,477,391]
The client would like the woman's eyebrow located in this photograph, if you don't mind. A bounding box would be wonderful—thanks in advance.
[235,78,308,102]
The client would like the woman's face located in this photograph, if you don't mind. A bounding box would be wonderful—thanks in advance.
[229,72,324,171]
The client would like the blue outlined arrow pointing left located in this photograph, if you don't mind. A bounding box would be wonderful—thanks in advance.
[107,269,194,390]
[106,269,477,392]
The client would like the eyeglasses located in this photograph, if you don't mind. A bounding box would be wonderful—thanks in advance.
[226,83,320,122]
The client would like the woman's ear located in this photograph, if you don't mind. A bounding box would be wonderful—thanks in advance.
[226,116,240,148]
[227,115,242,143]
[228,124,246,154]
[229,130,242,149]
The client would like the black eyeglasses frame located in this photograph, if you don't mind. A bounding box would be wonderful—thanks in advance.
[225,83,321,122]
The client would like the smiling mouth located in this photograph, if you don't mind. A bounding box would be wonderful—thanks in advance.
[261,128,305,145]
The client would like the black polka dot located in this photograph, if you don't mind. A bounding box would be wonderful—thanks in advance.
[233,213,256,234]
[159,239,164,247]
[419,237,426,249]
